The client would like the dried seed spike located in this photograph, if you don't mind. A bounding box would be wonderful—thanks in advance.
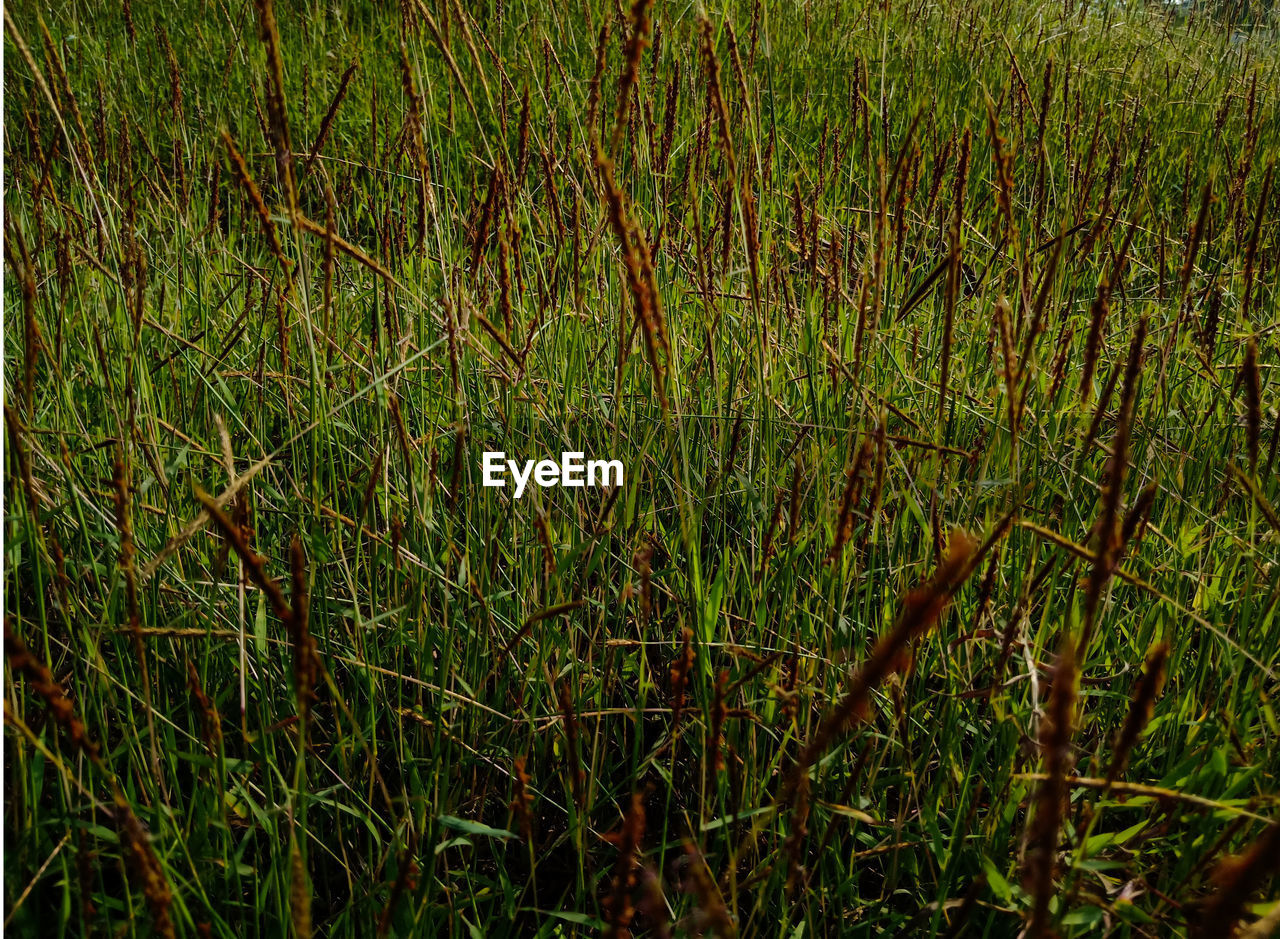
[784,770,811,895]
[557,680,585,810]
[186,659,223,759]
[36,14,96,173]
[289,834,312,939]
[788,456,804,541]
[1080,361,1121,464]
[1032,56,1054,235]
[596,147,668,412]
[1242,336,1261,474]
[300,62,358,184]
[290,535,316,728]
[253,0,298,220]
[724,21,752,127]
[1241,163,1273,323]
[398,42,434,248]
[510,756,534,844]
[121,0,136,42]
[195,488,292,626]
[469,164,502,279]
[657,63,680,179]
[1105,641,1169,785]
[514,86,531,181]
[156,23,184,127]
[699,16,737,183]
[5,619,102,767]
[1230,465,1280,535]
[868,417,888,526]
[940,129,973,437]
[610,0,653,157]
[1120,481,1158,551]
[984,90,1017,251]
[586,23,610,150]
[710,668,730,775]
[114,788,176,938]
[4,409,41,535]
[497,213,515,332]
[1179,176,1213,303]
[1025,636,1077,938]
[112,453,145,657]
[603,788,646,937]
[1079,215,1139,403]
[1195,822,1280,938]
[826,434,874,564]
[790,524,998,790]
[996,296,1020,448]
[758,487,786,582]
[222,130,292,276]
[669,627,695,738]
[1080,317,1147,655]
[1017,225,1065,396]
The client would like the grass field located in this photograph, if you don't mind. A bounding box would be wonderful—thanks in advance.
[4,0,1280,934]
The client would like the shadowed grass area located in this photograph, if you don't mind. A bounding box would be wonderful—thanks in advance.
[4,0,1279,934]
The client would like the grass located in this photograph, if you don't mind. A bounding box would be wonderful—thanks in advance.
[3,0,1280,934]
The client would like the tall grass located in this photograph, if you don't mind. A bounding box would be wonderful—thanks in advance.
[4,0,1279,934]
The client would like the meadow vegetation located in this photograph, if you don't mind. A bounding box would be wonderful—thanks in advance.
[4,0,1280,933]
